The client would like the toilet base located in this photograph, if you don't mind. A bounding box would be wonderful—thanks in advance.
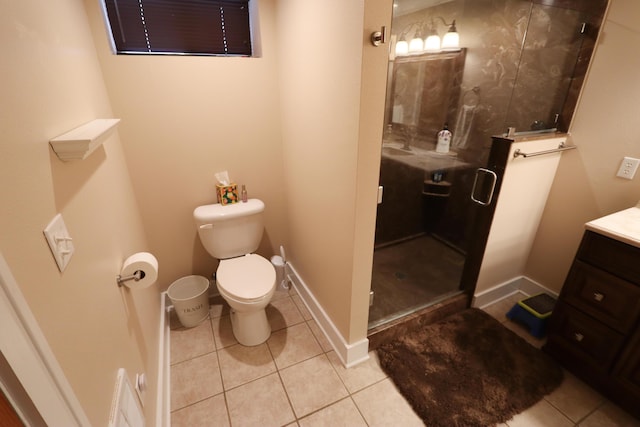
[229,307,271,346]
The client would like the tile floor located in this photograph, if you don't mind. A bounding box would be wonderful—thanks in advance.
[169,290,640,426]
[369,235,463,329]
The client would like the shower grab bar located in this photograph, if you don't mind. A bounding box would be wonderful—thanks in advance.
[513,143,576,158]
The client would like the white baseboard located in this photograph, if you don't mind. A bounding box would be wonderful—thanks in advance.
[286,262,369,368]
[472,276,559,309]
[157,292,170,427]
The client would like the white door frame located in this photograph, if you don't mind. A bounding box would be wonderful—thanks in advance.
[0,252,91,426]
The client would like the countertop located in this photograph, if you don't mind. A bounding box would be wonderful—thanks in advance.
[585,203,640,249]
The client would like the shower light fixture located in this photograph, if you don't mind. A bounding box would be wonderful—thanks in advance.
[394,17,460,57]
[424,20,441,52]
[424,33,441,51]
[395,36,409,56]
[441,19,460,50]
[408,30,424,53]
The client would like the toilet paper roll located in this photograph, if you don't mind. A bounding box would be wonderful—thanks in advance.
[120,252,158,290]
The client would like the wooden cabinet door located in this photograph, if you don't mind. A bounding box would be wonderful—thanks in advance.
[614,328,640,396]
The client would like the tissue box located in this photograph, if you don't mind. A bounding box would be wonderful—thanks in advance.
[216,183,238,205]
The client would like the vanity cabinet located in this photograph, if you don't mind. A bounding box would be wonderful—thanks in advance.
[544,230,640,417]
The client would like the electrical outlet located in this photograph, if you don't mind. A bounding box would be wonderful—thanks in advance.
[616,157,640,180]
[43,213,74,272]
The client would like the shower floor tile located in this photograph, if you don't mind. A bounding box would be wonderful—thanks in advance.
[369,234,465,327]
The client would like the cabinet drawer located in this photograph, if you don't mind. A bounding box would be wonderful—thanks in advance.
[546,303,625,372]
[563,260,640,333]
[579,231,640,285]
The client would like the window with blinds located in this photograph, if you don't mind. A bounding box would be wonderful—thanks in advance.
[102,0,252,56]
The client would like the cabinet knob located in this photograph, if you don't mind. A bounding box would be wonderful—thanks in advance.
[593,292,605,302]
[574,332,584,342]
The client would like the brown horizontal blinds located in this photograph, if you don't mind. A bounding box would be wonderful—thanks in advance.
[104,0,251,56]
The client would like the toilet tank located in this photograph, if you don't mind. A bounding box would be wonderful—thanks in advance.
[193,199,265,259]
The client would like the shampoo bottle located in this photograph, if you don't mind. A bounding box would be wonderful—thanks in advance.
[436,124,452,154]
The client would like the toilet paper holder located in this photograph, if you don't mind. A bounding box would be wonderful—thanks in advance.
[116,270,145,287]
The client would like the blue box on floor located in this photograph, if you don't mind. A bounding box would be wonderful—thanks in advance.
[506,293,557,338]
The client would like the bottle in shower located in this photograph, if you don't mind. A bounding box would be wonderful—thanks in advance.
[436,124,451,154]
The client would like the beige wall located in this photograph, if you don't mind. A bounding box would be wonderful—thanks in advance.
[0,1,160,425]
[276,0,390,343]
[476,137,565,294]
[276,0,363,341]
[526,0,640,292]
[85,0,288,287]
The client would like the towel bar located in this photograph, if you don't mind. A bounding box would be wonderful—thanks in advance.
[513,143,576,158]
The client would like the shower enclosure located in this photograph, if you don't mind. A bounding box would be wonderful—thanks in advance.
[368,0,607,330]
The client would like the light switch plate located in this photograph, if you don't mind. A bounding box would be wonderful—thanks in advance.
[43,213,74,272]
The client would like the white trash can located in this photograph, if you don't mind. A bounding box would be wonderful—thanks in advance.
[167,275,210,328]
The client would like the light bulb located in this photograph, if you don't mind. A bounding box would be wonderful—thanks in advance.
[441,31,459,50]
[441,20,460,50]
[409,36,424,53]
[395,40,409,56]
[424,34,441,51]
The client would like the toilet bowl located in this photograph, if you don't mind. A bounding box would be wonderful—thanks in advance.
[216,254,276,346]
[193,199,276,346]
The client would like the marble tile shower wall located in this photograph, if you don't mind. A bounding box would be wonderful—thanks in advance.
[389,0,603,164]
[375,158,425,244]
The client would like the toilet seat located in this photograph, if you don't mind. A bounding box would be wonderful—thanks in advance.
[217,254,275,302]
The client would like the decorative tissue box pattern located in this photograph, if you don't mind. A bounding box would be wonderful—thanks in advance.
[216,184,238,205]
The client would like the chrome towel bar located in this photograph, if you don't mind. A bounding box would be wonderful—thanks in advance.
[513,143,577,158]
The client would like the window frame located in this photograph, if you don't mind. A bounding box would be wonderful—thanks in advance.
[99,0,254,57]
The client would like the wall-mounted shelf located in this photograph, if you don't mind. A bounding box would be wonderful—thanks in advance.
[50,118,121,161]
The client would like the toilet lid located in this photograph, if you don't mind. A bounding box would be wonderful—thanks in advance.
[217,254,276,301]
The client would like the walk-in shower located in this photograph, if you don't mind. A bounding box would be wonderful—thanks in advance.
[368,0,607,330]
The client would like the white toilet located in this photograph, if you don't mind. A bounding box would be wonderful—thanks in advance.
[193,199,276,346]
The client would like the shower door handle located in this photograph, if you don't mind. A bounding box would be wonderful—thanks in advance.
[470,168,497,206]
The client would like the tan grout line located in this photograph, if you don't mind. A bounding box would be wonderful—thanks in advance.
[295,395,362,425]
[348,394,373,427]
[265,335,300,423]
[204,313,236,426]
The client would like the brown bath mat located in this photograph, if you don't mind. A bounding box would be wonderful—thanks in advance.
[376,308,563,426]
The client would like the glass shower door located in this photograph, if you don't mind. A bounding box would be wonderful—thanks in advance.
[368,0,597,330]
[369,49,480,329]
